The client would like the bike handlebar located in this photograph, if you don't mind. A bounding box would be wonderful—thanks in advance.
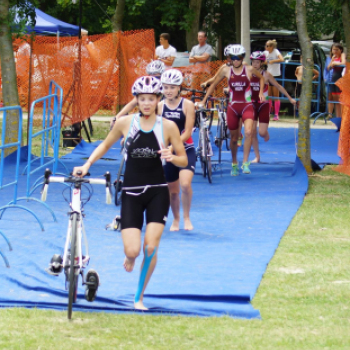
[182,87,207,95]
[41,168,112,204]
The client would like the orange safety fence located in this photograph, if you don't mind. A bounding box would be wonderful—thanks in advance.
[0,29,155,126]
[334,62,350,176]
[0,30,230,128]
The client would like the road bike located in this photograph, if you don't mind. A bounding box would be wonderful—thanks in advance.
[209,96,230,165]
[42,169,112,320]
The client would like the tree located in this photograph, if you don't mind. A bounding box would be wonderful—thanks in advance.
[111,0,126,32]
[0,0,36,155]
[295,0,313,173]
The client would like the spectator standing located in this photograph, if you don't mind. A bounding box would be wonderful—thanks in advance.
[326,43,346,118]
[189,31,214,65]
[155,33,177,68]
[263,40,284,121]
[189,31,214,88]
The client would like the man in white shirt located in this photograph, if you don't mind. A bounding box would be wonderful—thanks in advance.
[155,33,177,68]
[189,31,213,65]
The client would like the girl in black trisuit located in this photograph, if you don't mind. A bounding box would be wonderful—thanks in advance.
[73,76,187,310]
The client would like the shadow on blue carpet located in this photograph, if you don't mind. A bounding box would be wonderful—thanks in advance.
[0,126,339,318]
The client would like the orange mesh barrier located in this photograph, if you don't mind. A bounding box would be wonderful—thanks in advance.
[333,62,350,176]
[177,61,228,98]
[0,32,230,127]
[0,30,155,126]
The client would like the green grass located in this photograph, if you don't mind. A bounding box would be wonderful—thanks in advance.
[0,122,349,349]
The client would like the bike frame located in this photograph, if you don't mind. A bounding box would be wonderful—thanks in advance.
[62,186,89,282]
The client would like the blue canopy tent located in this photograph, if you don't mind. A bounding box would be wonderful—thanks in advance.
[12,7,86,36]
[12,6,92,143]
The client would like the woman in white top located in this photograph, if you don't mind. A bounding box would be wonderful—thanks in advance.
[264,40,284,121]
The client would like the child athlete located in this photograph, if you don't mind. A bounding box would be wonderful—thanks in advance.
[250,51,296,163]
[159,69,196,231]
[73,76,187,310]
[200,44,265,175]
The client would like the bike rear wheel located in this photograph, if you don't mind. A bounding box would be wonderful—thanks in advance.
[205,131,212,184]
[68,213,79,320]
[216,117,223,164]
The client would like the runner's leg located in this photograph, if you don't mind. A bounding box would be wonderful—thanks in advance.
[251,120,260,163]
[179,169,194,231]
[134,222,164,310]
[121,228,142,272]
[168,180,180,231]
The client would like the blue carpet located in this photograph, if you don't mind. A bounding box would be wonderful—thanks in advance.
[0,127,339,318]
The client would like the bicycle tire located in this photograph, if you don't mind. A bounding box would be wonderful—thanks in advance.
[216,115,223,164]
[68,213,79,320]
[200,128,207,178]
[205,131,212,184]
[224,113,230,151]
[114,153,125,206]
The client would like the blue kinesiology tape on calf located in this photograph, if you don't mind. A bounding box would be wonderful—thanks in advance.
[134,245,157,303]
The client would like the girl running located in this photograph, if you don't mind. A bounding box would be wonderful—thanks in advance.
[73,76,187,310]
[250,51,296,163]
[159,69,196,231]
[263,40,284,121]
[200,44,265,175]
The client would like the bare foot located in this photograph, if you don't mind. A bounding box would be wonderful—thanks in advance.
[134,301,148,310]
[170,219,180,231]
[123,257,135,272]
[184,218,193,231]
[264,133,270,142]
[251,157,260,164]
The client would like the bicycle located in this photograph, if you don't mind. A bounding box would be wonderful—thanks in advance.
[41,168,112,320]
[195,105,215,183]
[209,96,230,165]
[181,87,215,131]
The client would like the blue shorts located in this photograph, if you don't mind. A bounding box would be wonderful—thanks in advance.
[163,147,196,183]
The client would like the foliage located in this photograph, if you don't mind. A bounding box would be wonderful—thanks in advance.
[7,0,38,36]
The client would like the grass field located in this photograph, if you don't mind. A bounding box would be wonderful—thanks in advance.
[0,120,349,349]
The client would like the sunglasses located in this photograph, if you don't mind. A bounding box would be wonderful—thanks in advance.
[228,55,244,61]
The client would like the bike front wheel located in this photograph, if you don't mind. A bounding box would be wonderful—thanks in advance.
[205,131,212,184]
[216,117,223,164]
[68,213,79,320]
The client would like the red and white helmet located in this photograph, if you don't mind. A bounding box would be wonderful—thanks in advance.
[224,44,246,58]
[161,69,183,86]
[250,51,266,61]
[146,60,165,75]
[132,76,163,96]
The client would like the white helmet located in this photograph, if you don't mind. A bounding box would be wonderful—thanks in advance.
[161,69,183,86]
[146,60,165,75]
[132,76,163,96]
[224,44,246,58]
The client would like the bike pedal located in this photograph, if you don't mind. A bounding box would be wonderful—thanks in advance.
[85,269,100,302]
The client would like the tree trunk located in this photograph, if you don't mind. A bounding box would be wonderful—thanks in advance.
[0,0,21,156]
[295,0,312,174]
[234,0,241,44]
[341,0,350,63]
[111,0,126,32]
[186,0,202,51]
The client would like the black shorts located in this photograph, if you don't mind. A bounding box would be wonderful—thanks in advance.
[121,186,170,230]
[296,83,302,98]
[163,147,196,183]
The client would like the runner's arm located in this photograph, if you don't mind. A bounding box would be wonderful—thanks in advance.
[116,97,138,119]
[267,72,296,105]
[160,120,188,167]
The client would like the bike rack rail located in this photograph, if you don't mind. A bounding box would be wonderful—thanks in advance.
[0,106,41,265]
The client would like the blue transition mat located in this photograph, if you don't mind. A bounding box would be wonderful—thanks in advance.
[0,127,339,318]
